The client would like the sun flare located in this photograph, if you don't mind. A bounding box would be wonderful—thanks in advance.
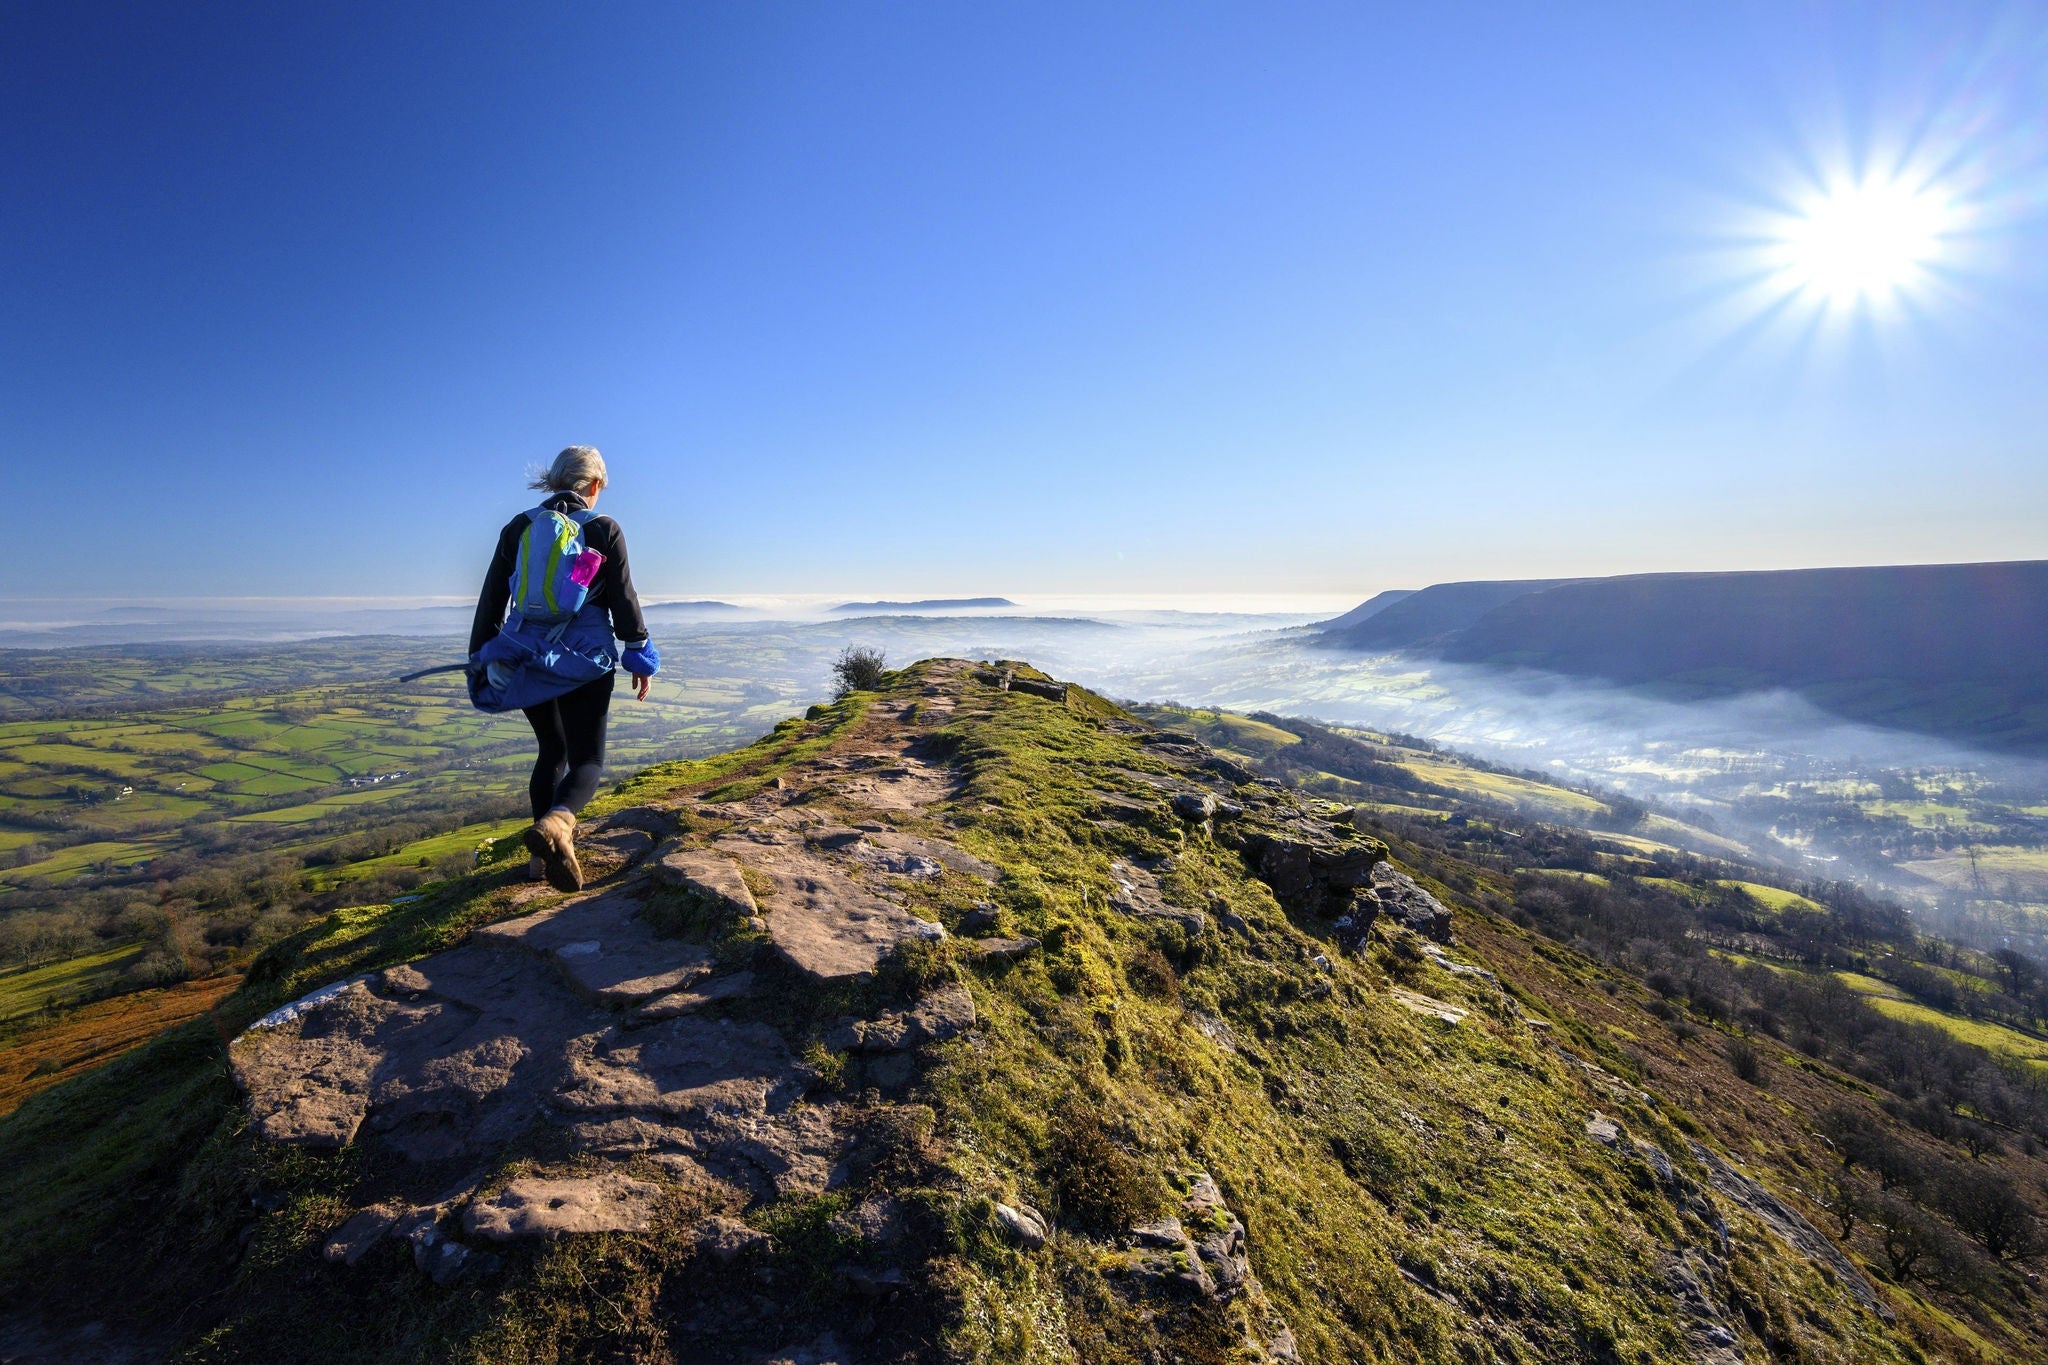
[1774,179,1951,306]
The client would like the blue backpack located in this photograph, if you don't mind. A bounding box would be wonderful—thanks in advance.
[509,506,604,628]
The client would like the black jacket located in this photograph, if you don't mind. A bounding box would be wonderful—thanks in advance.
[469,489,649,655]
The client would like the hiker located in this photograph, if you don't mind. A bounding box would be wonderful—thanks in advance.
[468,446,660,891]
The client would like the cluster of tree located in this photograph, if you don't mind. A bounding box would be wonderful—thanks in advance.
[1489,865,2048,1147]
[1923,893,2048,962]
[1870,946,2048,1038]
[1817,1106,2038,1288]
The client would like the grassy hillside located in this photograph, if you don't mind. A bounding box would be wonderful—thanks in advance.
[0,660,2042,1362]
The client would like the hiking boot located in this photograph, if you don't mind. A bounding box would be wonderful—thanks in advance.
[523,808,583,892]
[524,854,546,882]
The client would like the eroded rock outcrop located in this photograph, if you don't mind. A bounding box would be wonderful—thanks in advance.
[1124,1172,1254,1301]
[1108,858,1210,935]
[1689,1141,1891,1322]
[1222,791,1389,938]
[1111,1172,1300,1361]
[1366,861,1455,944]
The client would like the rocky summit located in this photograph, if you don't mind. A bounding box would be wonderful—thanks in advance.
[0,658,2030,1363]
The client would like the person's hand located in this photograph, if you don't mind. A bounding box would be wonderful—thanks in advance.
[631,672,651,701]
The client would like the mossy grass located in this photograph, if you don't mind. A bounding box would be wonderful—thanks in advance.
[897,664,1929,1362]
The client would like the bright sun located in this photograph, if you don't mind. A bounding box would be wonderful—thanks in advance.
[1775,179,1951,306]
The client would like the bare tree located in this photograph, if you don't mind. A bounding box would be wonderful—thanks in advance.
[831,645,887,700]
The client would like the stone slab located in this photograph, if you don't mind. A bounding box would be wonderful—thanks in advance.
[1389,988,1467,1024]
[474,886,715,1005]
[656,847,760,916]
[825,982,975,1053]
[557,1017,806,1121]
[630,971,757,1024]
[464,1174,662,1241]
[721,839,945,981]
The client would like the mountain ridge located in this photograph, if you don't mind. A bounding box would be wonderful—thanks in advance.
[1312,588,1415,633]
[1,659,2041,1362]
[1318,560,2048,755]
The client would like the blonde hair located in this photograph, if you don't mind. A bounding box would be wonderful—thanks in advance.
[528,445,608,493]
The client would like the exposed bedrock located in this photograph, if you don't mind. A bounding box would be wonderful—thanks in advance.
[229,685,991,1274]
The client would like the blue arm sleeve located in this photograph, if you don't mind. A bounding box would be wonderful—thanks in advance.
[621,639,660,676]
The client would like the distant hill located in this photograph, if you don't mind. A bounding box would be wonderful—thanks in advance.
[829,596,1016,614]
[1320,561,2048,754]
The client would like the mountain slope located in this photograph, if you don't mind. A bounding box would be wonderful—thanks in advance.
[1319,561,2048,754]
[0,660,2040,1362]
[1313,589,1415,633]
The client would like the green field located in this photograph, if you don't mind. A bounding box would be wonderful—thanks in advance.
[1526,868,1611,886]
[1587,830,1688,858]
[1833,970,2048,1070]
[0,645,826,888]
[1900,845,2048,900]
[1352,799,1453,820]
[1709,947,1797,974]
[1861,799,1997,833]
[1640,814,1750,857]
[1833,971,1903,999]
[1721,880,1824,913]
[0,689,529,884]
[1203,711,1303,749]
[0,638,461,718]
[1392,755,1609,819]
[1861,997,2048,1070]
[0,944,144,1023]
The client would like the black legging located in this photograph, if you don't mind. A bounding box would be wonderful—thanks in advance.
[522,672,616,819]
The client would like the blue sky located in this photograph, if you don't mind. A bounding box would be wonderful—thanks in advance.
[5,2,2045,605]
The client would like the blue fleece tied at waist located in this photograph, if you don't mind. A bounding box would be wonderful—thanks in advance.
[467,602,619,713]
